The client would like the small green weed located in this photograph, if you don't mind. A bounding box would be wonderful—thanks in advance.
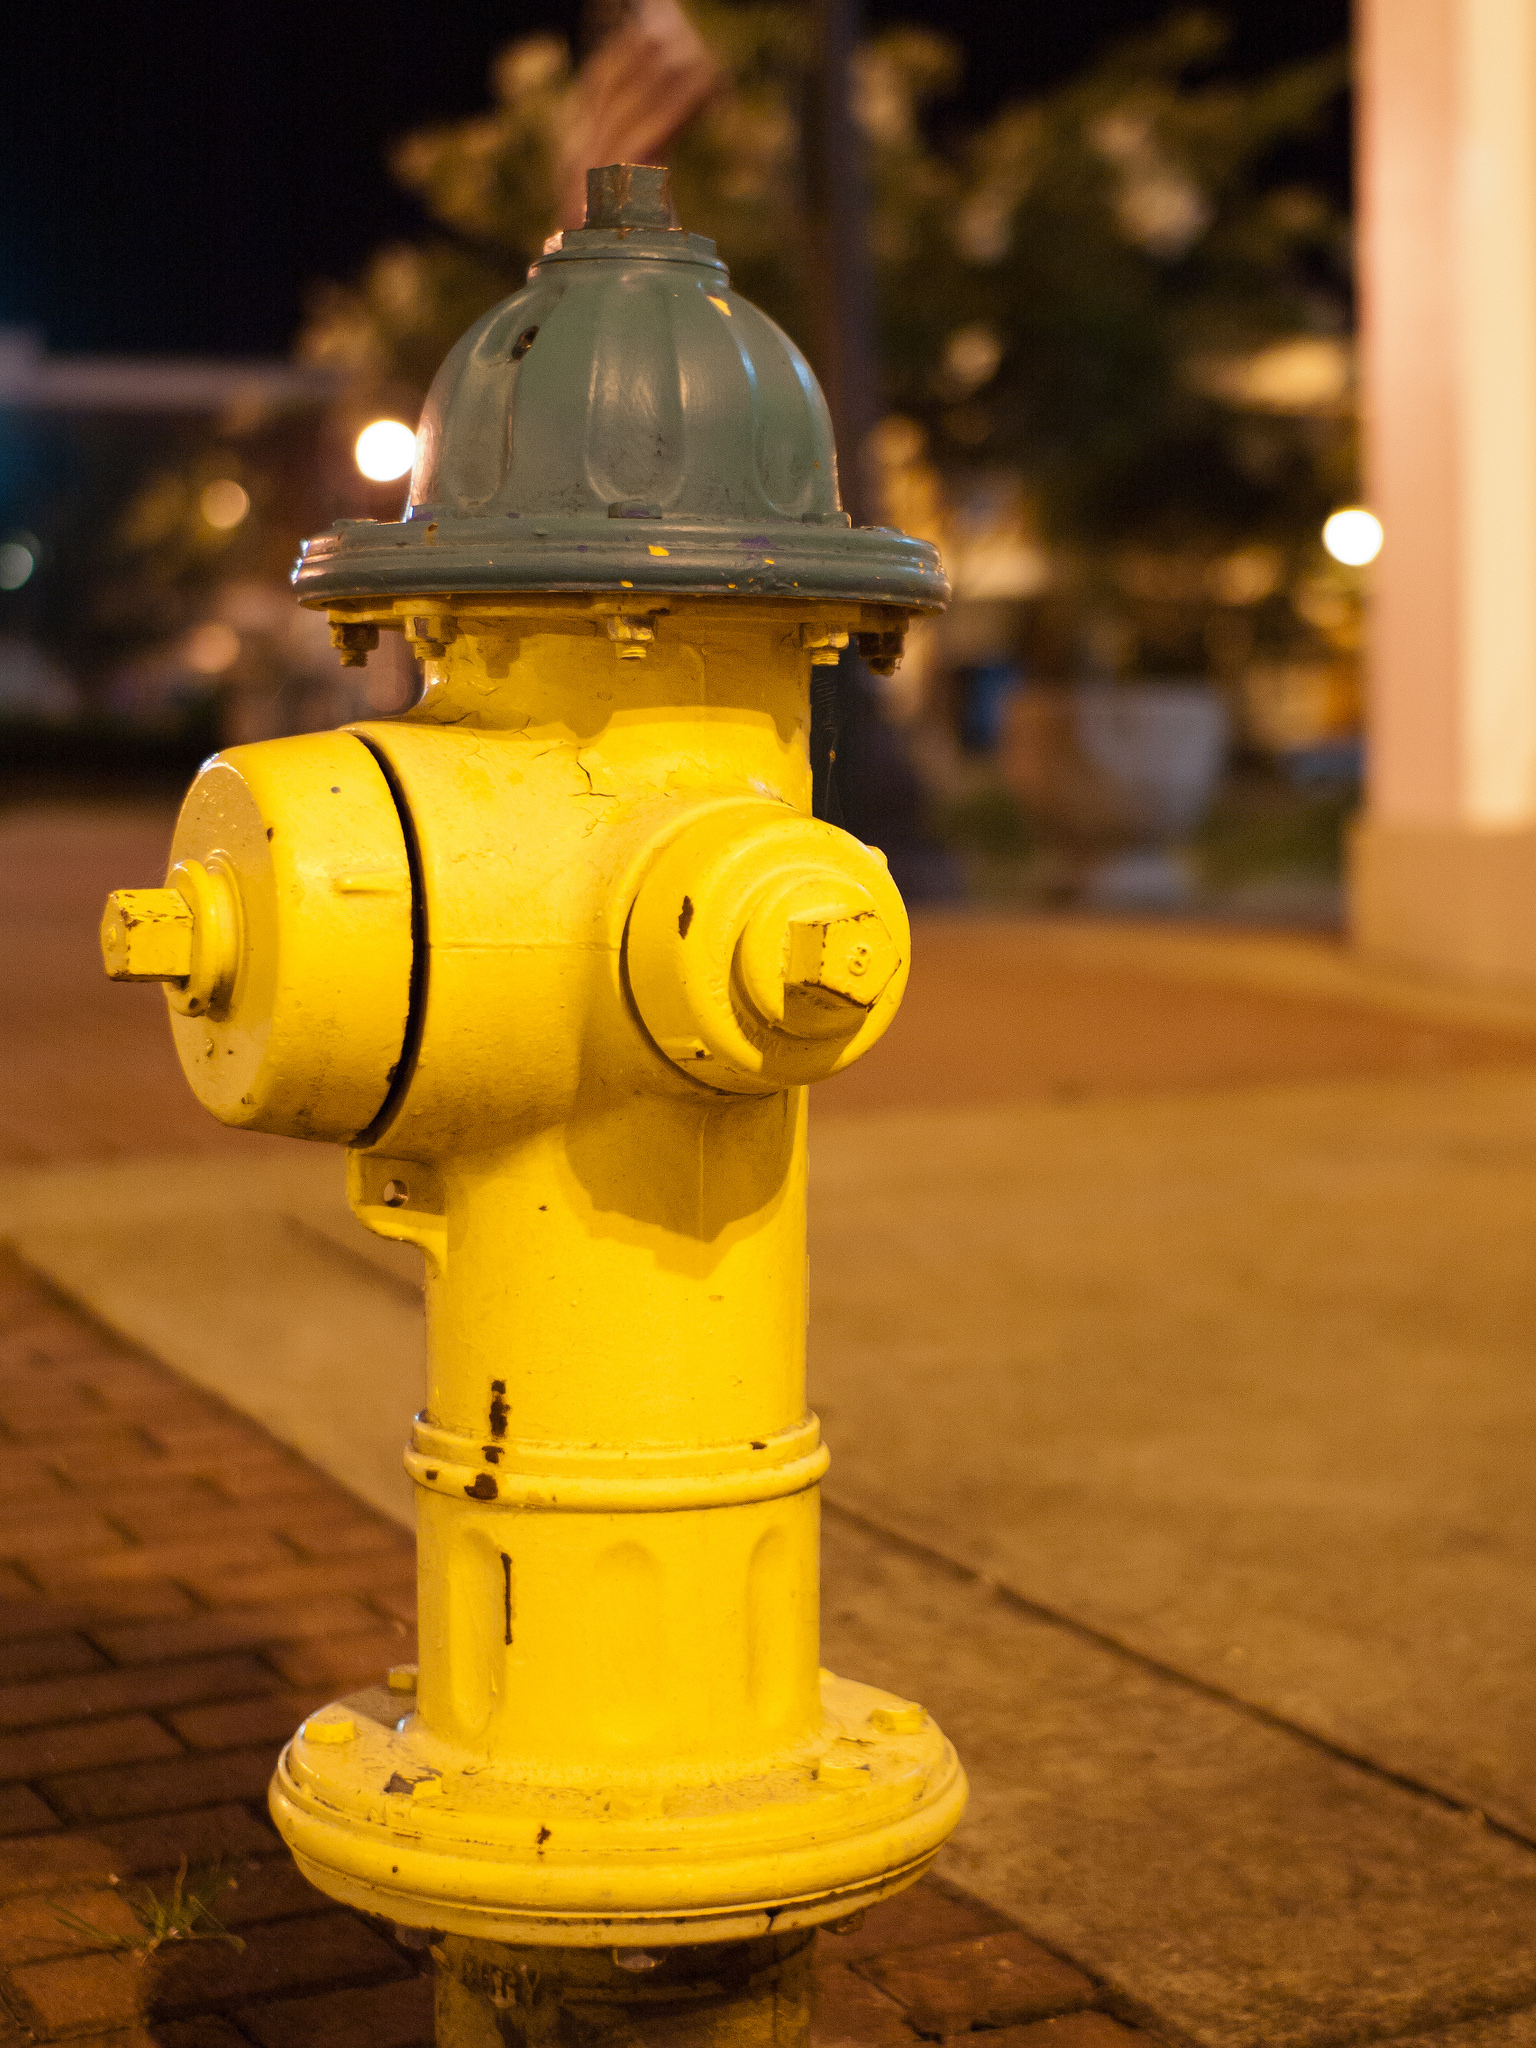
[54,1857,246,1964]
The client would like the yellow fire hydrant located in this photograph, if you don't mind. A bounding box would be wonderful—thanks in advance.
[101,164,964,2047]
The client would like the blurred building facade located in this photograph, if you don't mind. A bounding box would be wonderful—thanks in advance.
[0,330,407,746]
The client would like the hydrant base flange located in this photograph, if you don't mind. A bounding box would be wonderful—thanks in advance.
[268,1670,966,1947]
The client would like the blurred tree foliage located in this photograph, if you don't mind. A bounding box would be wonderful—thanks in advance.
[46,6,1345,711]
[299,4,1350,567]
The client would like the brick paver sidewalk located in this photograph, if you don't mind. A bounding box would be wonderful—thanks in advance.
[0,1250,1151,2048]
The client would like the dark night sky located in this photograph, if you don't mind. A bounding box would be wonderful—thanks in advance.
[0,2,1350,360]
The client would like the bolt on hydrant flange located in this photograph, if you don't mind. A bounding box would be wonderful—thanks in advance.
[101,164,964,2046]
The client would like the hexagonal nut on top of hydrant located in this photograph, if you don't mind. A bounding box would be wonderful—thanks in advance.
[96,162,966,2048]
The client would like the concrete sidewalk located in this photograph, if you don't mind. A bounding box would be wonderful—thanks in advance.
[10,801,1536,2046]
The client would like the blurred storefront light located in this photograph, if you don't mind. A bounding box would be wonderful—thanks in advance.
[355,420,417,482]
[186,621,241,674]
[200,479,250,530]
[938,324,1003,400]
[1193,337,1352,416]
[1208,544,1284,605]
[1322,507,1384,566]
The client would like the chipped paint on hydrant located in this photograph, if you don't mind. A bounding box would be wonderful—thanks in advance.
[100,164,965,2047]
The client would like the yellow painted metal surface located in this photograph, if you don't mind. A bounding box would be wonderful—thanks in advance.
[100,887,195,981]
[101,595,965,1946]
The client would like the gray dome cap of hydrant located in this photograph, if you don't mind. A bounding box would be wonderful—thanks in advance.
[292,165,948,613]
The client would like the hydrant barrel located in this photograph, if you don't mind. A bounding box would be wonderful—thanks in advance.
[99,163,966,1986]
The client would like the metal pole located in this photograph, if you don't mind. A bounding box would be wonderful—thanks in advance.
[808,0,878,528]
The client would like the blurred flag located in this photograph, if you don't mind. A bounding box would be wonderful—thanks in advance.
[558,0,724,230]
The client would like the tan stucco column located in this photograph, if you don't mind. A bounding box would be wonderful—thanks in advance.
[1351,0,1536,985]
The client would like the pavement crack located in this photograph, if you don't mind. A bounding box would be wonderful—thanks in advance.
[821,1493,1536,1859]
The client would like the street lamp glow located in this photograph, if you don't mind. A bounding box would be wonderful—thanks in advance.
[355,420,417,483]
[0,540,36,591]
[1322,507,1383,566]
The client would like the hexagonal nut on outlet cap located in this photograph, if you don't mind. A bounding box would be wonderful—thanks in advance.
[100,889,195,982]
[784,911,900,1008]
[101,864,244,1019]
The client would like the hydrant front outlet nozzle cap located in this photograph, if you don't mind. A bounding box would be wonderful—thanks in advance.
[627,802,910,1092]
[292,162,948,612]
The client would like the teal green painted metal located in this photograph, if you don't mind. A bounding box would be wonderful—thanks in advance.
[293,166,947,612]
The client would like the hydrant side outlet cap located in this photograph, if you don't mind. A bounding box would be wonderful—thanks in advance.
[293,164,948,612]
